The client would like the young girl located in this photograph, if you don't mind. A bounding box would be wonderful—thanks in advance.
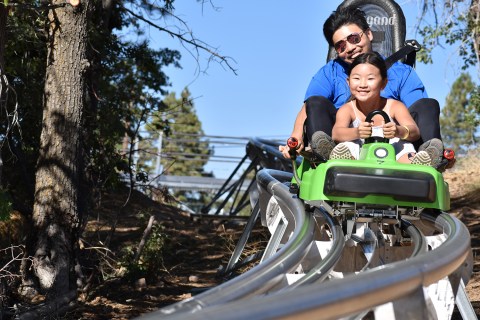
[330,51,433,165]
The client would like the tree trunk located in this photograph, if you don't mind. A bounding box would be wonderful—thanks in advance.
[0,3,7,178]
[471,0,480,69]
[20,0,89,299]
[0,3,8,312]
[0,4,6,69]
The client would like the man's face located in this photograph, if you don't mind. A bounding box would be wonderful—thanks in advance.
[332,24,373,64]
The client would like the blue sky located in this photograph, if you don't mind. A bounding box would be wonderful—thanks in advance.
[150,1,474,178]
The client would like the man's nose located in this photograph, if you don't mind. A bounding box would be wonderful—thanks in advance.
[345,41,356,53]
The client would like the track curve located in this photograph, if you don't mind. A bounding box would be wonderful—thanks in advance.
[136,138,474,320]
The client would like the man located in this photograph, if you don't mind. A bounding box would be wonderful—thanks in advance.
[280,6,442,160]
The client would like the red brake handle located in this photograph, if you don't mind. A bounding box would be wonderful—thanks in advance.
[287,137,299,149]
[443,148,455,160]
[286,137,299,159]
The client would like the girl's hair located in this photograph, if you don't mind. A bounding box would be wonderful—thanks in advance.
[348,52,387,79]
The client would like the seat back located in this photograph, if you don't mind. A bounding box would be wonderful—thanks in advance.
[327,0,406,62]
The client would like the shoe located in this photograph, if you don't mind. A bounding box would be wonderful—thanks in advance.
[419,138,444,167]
[311,131,336,160]
[330,143,354,160]
[410,150,432,166]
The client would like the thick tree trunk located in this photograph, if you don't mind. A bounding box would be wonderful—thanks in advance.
[0,4,6,69]
[0,3,8,312]
[20,0,89,299]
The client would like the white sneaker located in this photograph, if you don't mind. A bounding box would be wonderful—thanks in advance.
[330,143,354,160]
[410,150,432,166]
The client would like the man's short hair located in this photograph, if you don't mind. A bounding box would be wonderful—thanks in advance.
[323,7,370,47]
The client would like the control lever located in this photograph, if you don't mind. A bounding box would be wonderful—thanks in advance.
[286,137,302,188]
[287,137,299,160]
[443,148,456,169]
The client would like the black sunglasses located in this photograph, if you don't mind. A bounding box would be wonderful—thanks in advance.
[334,31,365,53]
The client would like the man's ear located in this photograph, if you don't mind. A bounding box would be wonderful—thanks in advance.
[366,28,374,42]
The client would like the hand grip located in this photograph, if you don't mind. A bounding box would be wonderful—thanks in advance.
[365,110,390,144]
[443,148,455,160]
[287,137,299,158]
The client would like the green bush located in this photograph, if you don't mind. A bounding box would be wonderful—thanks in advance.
[0,190,13,221]
[119,223,169,281]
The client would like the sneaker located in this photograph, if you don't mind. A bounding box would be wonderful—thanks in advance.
[330,143,355,160]
[410,150,432,166]
[311,131,336,160]
[419,138,444,167]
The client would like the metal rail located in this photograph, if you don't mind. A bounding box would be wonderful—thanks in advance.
[136,165,474,320]
[199,137,295,216]
[141,170,317,317]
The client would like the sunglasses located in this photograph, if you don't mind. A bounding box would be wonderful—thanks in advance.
[334,31,365,53]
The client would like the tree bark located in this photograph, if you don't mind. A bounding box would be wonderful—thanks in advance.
[0,4,6,70]
[20,0,90,299]
[471,0,480,69]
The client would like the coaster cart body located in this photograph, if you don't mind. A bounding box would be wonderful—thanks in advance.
[201,0,474,318]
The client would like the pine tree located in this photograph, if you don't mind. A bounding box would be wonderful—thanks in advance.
[161,88,211,177]
[440,73,478,152]
[141,88,213,207]
[145,88,211,177]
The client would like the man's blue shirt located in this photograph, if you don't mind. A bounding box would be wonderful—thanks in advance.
[304,58,428,108]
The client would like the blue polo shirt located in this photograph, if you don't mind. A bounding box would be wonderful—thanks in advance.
[304,58,428,108]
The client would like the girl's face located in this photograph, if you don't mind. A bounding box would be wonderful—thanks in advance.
[347,63,387,102]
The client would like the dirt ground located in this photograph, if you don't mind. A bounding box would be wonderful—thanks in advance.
[47,164,480,319]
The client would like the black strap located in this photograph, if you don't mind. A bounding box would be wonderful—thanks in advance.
[385,39,422,69]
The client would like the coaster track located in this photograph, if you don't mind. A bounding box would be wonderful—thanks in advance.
[137,138,475,320]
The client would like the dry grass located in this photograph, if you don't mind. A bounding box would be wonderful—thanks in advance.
[443,148,480,198]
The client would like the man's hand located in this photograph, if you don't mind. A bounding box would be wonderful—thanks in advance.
[279,137,304,159]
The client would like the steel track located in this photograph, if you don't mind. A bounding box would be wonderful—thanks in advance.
[137,164,474,320]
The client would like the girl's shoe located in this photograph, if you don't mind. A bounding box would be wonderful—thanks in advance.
[330,143,355,160]
[410,150,432,166]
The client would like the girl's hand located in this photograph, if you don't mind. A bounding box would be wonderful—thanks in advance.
[382,122,396,139]
[358,121,372,139]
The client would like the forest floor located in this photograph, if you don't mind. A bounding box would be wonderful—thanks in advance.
[32,156,480,319]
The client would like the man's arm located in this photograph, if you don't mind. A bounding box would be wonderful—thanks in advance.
[279,103,307,159]
[291,103,307,144]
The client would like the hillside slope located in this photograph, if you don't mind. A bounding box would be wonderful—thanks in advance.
[61,166,480,319]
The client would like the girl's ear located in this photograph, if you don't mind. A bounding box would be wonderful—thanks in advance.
[381,78,388,90]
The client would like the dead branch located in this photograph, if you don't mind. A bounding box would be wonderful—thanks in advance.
[122,5,238,75]
[134,215,156,263]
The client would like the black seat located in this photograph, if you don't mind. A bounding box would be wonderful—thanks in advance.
[327,0,409,64]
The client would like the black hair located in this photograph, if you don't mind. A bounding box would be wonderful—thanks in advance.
[323,7,370,47]
[348,52,387,79]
